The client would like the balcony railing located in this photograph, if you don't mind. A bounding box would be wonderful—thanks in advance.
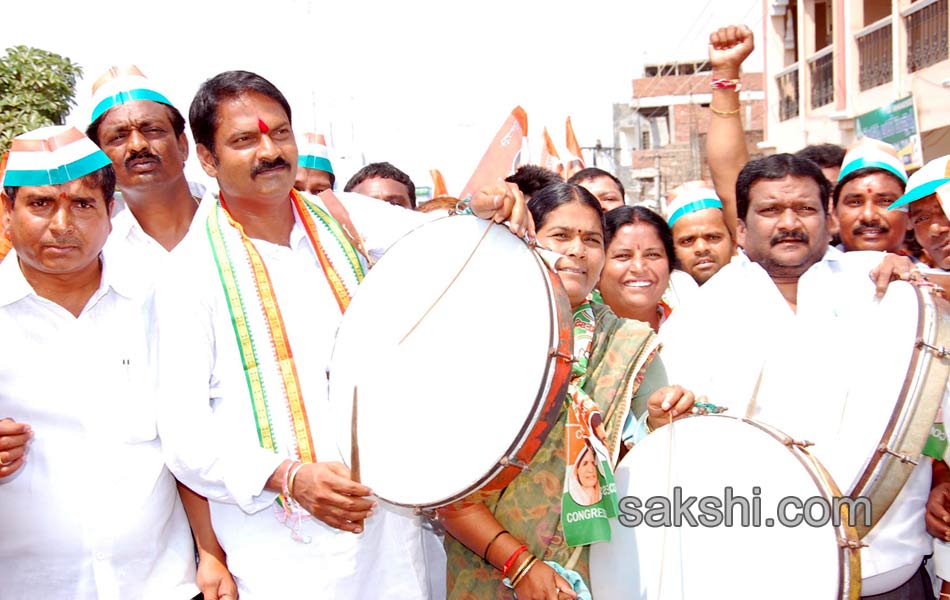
[905,0,949,72]
[776,64,799,121]
[807,47,834,109]
[856,19,893,90]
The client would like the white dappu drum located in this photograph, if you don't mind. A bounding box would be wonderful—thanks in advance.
[802,279,950,537]
[590,415,860,600]
[327,215,572,509]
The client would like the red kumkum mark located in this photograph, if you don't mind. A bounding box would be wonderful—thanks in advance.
[257,118,269,134]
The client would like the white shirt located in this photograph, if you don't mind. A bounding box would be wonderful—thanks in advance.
[660,248,935,593]
[0,250,197,600]
[155,192,443,599]
[104,181,213,278]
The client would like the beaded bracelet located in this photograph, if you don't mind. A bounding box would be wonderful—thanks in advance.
[502,544,528,577]
[509,556,539,589]
[483,529,509,562]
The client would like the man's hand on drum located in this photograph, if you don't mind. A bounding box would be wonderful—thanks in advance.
[926,480,950,541]
[470,179,536,240]
[0,418,32,478]
[287,461,375,533]
[869,253,928,296]
[646,385,701,430]
[513,561,578,600]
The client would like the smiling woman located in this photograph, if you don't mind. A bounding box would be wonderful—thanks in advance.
[598,206,675,332]
[440,182,699,600]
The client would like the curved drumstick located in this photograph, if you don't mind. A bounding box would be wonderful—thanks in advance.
[398,219,496,345]
[351,386,364,530]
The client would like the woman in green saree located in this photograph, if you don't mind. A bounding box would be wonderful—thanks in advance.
[439,182,698,600]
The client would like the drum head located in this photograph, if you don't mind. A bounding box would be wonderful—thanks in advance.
[590,415,856,600]
[815,280,919,493]
[328,216,561,508]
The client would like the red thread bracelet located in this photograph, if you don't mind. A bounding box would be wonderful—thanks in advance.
[711,77,741,90]
[502,544,528,576]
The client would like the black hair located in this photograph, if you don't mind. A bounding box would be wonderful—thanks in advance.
[505,165,563,199]
[568,167,626,199]
[735,153,831,220]
[86,102,186,147]
[603,205,678,269]
[343,162,416,208]
[527,182,603,231]
[189,70,292,156]
[831,166,906,207]
[794,143,846,169]
[4,164,116,205]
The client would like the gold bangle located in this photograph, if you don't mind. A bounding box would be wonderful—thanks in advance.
[510,556,538,588]
[710,106,741,116]
[506,554,534,586]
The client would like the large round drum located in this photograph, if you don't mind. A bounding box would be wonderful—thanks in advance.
[327,215,572,508]
[590,415,860,600]
[808,279,950,537]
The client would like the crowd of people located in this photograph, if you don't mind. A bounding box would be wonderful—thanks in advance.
[1,23,950,600]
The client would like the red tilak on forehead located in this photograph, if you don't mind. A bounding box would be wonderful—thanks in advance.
[867,188,874,194]
[257,118,269,134]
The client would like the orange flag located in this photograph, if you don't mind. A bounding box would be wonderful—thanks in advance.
[430,169,449,198]
[459,106,528,201]
[539,128,566,180]
[565,116,585,179]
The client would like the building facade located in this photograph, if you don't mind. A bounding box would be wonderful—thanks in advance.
[762,0,949,164]
[613,61,766,210]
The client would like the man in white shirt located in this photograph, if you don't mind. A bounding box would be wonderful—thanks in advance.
[660,153,934,599]
[84,64,237,600]
[86,66,210,264]
[0,125,200,599]
[155,70,531,598]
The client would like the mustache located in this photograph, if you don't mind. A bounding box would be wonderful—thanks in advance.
[125,148,161,168]
[44,235,82,247]
[251,157,291,179]
[854,222,890,235]
[770,231,809,246]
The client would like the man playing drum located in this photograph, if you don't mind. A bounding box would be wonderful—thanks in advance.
[153,70,533,598]
[660,153,937,599]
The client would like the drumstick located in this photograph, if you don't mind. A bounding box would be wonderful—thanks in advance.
[399,219,495,345]
[351,386,364,530]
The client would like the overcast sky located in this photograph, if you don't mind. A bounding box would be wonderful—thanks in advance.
[2,0,764,195]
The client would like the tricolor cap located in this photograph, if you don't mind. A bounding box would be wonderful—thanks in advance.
[890,155,950,211]
[838,138,908,185]
[2,125,111,188]
[297,132,334,174]
[89,65,174,122]
[665,181,723,227]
